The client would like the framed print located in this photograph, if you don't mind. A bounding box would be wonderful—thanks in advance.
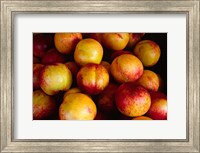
[0,0,199,152]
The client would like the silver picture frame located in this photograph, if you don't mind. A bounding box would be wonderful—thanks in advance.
[1,0,199,152]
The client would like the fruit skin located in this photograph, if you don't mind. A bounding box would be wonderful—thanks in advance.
[110,54,143,83]
[39,63,72,95]
[133,40,161,67]
[146,91,167,120]
[97,83,118,113]
[127,33,145,50]
[33,64,44,90]
[101,33,129,51]
[33,90,56,120]
[41,48,66,65]
[74,38,103,66]
[77,63,109,95]
[54,33,82,54]
[136,70,159,91]
[33,33,54,58]
[132,116,152,120]
[59,93,97,120]
[115,83,151,117]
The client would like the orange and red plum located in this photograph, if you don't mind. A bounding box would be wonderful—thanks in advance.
[101,33,129,51]
[33,90,56,120]
[115,83,151,117]
[39,63,72,95]
[136,70,159,91]
[54,33,82,54]
[77,63,109,95]
[133,40,161,67]
[59,93,97,120]
[74,38,103,66]
[146,91,167,120]
[110,54,143,83]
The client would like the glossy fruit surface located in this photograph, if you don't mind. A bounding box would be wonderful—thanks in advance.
[110,54,143,83]
[54,33,82,54]
[133,40,161,67]
[59,93,97,120]
[146,91,167,120]
[115,83,151,117]
[77,63,109,95]
[40,63,72,95]
[136,70,159,91]
[101,33,129,51]
[74,38,103,66]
